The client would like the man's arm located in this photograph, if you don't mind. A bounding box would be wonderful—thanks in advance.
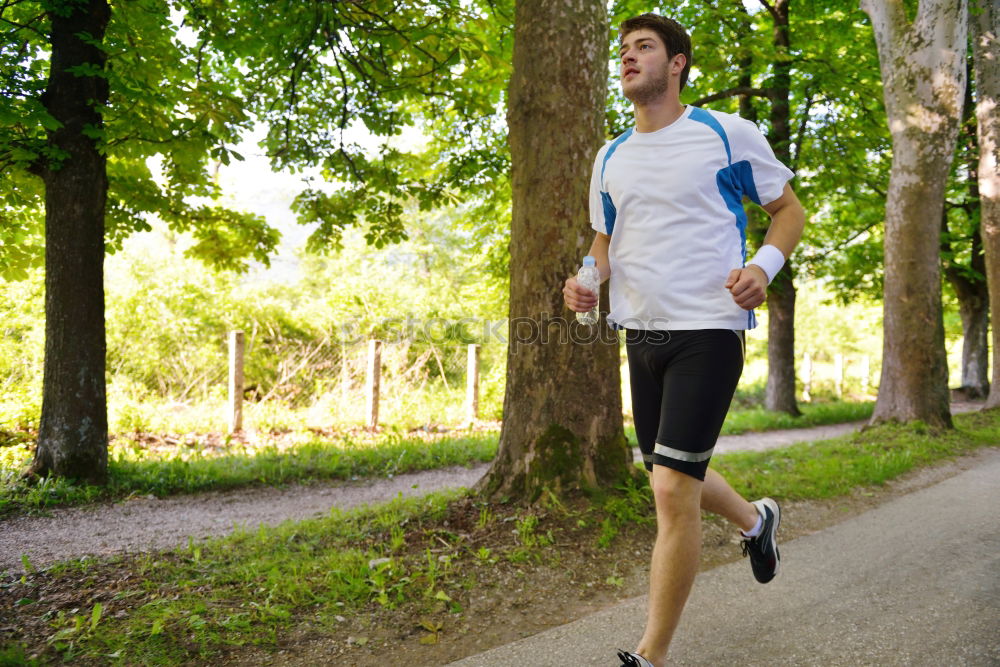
[759,184,805,257]
[725,183,806,310]
[563,232,611,313]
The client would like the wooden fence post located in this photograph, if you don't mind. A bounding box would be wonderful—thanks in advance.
[228,330,244,433]
[466,343,480,426]
[366,339,382,430]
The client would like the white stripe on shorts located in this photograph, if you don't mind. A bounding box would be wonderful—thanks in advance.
[654,442,715,463]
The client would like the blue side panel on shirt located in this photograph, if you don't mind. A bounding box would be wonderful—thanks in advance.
[716,166,749,262]
[600,192,617,235]
[599,128,634,235]
[730,160,760,205]
[688,107,732,164]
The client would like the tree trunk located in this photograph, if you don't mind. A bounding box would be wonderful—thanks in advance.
[476,0,631,502]
[762,0,800,415]
[971,0,1000,408]
[943,67,990,399]
[29,0,111,484]
[862,0,967,427]
[945,236,990,398]
[953,276,990,397]
[765,267,800,411]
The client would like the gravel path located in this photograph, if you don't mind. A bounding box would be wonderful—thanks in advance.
[1,404,981,576]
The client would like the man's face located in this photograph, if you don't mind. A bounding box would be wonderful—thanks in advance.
[618,28,680,105]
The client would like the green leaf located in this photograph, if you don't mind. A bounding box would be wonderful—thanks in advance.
[90,602,103,632]
[20,553,35,574]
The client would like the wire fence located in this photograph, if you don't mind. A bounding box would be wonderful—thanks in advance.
[223,331,507,431]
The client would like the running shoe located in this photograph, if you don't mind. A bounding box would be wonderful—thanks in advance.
[741,497,780,583]
[617,650,654,666]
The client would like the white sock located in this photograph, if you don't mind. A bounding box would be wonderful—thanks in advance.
[741,506,763,538]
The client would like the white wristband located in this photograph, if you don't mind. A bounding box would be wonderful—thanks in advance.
[748,244,786,284]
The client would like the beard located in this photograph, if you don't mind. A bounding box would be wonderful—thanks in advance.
[623,61,670,106]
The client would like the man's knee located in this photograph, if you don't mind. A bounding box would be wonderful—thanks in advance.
[650,465,702,518]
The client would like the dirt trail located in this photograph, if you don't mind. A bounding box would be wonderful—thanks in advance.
[1,403,980,576]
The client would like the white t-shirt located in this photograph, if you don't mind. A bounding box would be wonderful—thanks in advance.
[590,105,794,331]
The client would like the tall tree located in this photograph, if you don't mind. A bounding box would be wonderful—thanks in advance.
[861,0,967,427]
[29,0,112,483]
[3,0,280,481]
[758,0,799,415]
[971,0,1000,408]
[689,0,801,414]
[475,0,632,501]
[942,61,989,399]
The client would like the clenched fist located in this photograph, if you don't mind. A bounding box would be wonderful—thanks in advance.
[725,265,768,310]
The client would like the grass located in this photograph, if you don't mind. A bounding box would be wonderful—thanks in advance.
[3,408,997,665]
[715,411,1000,500]
[0,399,871,517]
[719,399,873,435]
[0,429,497,518]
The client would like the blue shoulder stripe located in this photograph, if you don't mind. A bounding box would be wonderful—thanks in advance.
[599,128,633,236]
[688,107,732,165]
[601,128,634,184]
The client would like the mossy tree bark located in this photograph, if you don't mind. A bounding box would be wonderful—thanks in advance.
[476,0,632,502]
[28,0,111,484]
[861,0,967,427]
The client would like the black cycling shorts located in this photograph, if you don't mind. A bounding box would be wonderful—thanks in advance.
[625,329,745,481]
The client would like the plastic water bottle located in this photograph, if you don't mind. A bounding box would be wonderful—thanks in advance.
[576,255,600,326]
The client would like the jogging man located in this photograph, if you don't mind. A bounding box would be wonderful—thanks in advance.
[563,14,805,666]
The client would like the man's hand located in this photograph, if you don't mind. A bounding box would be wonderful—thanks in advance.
[563,276,597,313]
[725,265,768,310]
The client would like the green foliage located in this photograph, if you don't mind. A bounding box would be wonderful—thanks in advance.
[0,0,281,280]
[0,270,44,429]
[596,478,653,548]
[176,0,513,258]
[0,643,37,666]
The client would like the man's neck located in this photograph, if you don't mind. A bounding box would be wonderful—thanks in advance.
[633,95,686,133]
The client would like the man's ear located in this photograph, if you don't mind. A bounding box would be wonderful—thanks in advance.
[670,53,687,76]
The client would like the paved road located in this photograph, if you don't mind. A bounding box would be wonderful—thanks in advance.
[449,448,1000,666]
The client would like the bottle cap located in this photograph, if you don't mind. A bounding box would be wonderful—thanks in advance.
[582,255,596,267]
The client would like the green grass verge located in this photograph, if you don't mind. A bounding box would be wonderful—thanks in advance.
[0,431,497,518]
[0,400,872,517]
[715,409,1000,500]
[5,409,998,665]
[719,399,873,435]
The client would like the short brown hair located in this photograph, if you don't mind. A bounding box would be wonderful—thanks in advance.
[619,14,692,91]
